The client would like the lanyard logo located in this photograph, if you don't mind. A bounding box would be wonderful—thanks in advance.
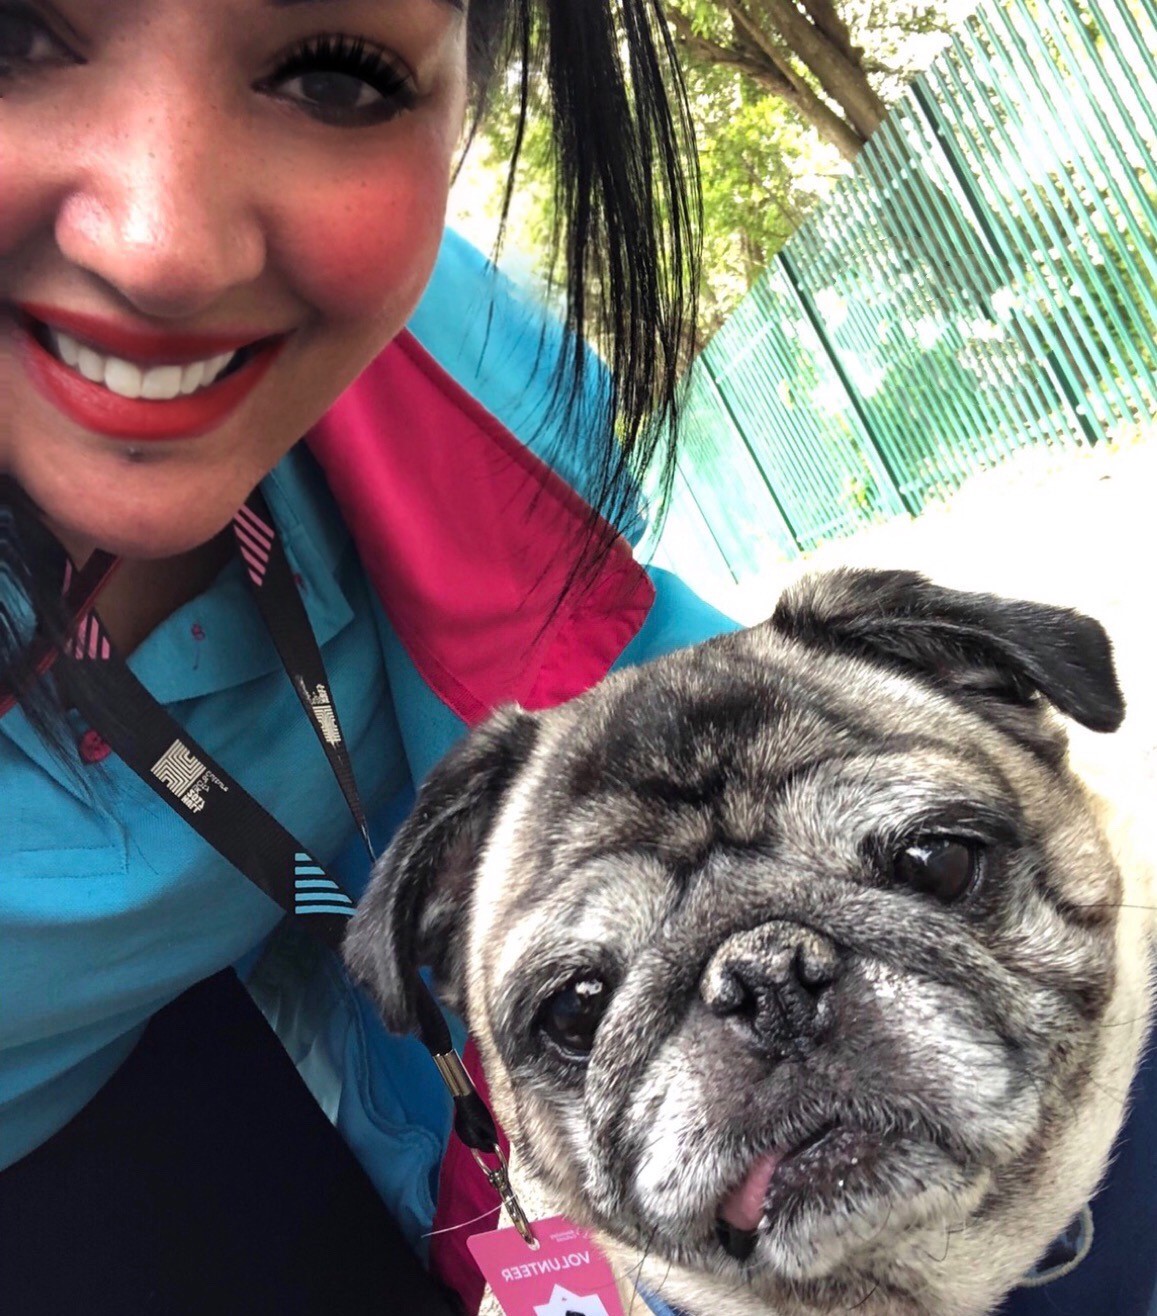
[152,739,206,795]
[151,738,228,814]
[306,681,342,746]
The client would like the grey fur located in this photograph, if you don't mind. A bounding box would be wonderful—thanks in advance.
[346,569,1153,1316]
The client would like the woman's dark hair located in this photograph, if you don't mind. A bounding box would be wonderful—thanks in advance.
[0,479,83,759]
[465,0,701,541]
[1,0,701,743]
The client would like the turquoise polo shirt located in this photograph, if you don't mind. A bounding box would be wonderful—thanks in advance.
[0,443,406,1169]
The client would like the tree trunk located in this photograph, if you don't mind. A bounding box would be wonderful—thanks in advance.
[795,0,863,66]
[752,1,888,140]
[731,5,870,157]
[669,1,890,159]
[669,5,868,159]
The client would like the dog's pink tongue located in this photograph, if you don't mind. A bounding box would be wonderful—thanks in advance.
[718,1150,785,1232]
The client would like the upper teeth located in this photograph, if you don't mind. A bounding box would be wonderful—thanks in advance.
[49,329,239,400]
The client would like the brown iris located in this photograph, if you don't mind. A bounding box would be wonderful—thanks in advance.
[540,977,611,1057]
[893,838,981,903]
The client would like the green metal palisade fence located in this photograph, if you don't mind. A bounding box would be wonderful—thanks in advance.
[667,0,1157,580]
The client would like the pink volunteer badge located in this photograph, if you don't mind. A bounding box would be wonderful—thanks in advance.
[467,1215,627,1316]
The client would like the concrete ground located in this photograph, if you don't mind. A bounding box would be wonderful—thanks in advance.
[477,436,1157,1314]
[718,436,1157,809]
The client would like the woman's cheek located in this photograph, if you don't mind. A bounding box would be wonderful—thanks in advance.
[273,143,452,326]
[0,138,59,256]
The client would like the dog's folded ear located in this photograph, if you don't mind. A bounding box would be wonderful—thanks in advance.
[771,568,1124,734]
[344,705,539,1034]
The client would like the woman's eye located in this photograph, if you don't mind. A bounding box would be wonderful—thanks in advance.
[538,976,612,1060]
[279,69,383,114]
[261,35,415,126]
[892,838,983,904]
[0,5,76,72]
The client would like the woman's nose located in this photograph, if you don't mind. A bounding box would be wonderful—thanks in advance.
[54,82,268,321]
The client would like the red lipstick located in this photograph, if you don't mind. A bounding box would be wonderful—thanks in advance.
[18,302,270,363]
[15,305,287,441]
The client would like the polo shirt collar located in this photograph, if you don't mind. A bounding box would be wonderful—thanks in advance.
[126,443,354,707]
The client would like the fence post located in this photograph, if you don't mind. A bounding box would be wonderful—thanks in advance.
[699,355,804,553]
[670,465,743,585]
[909,78,1101,446]
[777,250,919,516]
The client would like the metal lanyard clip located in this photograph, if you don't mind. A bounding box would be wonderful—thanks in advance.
[471,1144,539,1249]
[432,1047,538,1249]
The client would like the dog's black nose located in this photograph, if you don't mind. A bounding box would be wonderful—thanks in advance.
[701,923,841,1054]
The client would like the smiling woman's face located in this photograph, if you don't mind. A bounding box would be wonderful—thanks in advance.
[0,0,469,560]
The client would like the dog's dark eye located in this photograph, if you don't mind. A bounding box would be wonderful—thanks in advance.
[539,976,611,1058]
[893,838,981,903]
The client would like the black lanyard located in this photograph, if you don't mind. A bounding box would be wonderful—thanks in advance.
[45,487,535,1245]
[0,546,120,720]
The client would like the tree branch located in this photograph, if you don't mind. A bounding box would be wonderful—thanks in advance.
[726,3,867,157]
[667,8,796,92]
[796,0,862,64]
[751,0,888,138]
[666,1,873,160]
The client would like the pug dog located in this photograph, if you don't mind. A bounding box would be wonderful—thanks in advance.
[345,569,1154,1316]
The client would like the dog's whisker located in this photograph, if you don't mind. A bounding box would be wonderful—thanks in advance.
[914,1223,954,1265]
[1065,901,1156,913]
[419,1204,501,1240]
[847,1280,881,1311]
[622,1226,661,1314]
[1097,1013,1155,1029]
[1083,1073,1135,1103]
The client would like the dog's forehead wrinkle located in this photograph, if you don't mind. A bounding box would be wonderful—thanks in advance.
[549,697,1031,893]
[596,617,1075,783]
[987,889,1118,1019]
[561,650,848,787]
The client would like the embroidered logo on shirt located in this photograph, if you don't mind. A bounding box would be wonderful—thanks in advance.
[78,729,112,765]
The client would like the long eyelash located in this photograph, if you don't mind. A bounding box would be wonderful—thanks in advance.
[272,33,413,103]
[0,3,78,75]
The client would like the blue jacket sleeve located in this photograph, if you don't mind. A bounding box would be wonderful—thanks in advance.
[616,567,740,670]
